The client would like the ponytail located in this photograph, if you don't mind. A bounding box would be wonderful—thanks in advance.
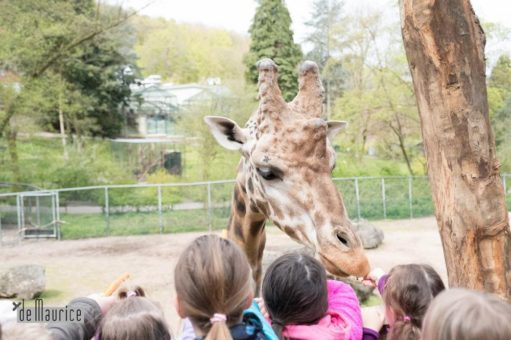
[388,319,421,340]
[271,320,285,339]
[205,319,232,340]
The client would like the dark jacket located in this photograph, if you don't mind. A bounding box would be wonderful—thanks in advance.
[47,297,102,340]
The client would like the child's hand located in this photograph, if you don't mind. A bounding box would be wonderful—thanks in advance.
[363,267,386,287]
[88,293,116,315]
[254,297,269,319]
[361,305,385,332]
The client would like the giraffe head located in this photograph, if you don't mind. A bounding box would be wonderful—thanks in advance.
[205,58,370,278]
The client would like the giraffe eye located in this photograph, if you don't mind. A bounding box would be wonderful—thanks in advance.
[257,167,278,180]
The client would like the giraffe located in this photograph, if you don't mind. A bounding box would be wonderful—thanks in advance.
[205,58,370,292]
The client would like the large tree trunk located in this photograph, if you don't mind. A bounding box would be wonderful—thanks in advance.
[400,0,511,299]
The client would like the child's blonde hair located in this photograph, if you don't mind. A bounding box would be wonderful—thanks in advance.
[99,286,171,340]
[422,288,511,340]
[174,235,252,340]
[382,264,445,340]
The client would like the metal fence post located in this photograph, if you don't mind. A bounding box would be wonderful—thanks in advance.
[355,178,361,220]
[104,187,110,235]
[36,195,41,227]
[55,191,61,240]
[408,176,413,219]
[207,182,212,233]
[17,194,22,244]
[0,210,3,247]
[158,185,163,234]
[381,178,387,219]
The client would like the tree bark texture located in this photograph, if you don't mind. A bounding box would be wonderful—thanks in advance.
[401,0,511,298]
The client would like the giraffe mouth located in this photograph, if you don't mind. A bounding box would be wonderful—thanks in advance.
[319,253,350,277]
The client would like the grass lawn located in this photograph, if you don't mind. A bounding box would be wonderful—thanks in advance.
[59,208,230,239]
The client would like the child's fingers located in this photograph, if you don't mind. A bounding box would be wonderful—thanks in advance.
[254,297,269,319]
[88,293,116,315]
[362,279,376,287]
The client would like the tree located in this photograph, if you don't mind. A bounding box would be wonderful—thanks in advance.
[244,0,302,101]
[332,8,423,175]
[304,0,346,118]
[488,54,511,148]
[133,16,249,84]
[304,0,344,67]
[177,89,256,181]
[0,0,138,189]
[0,0,138,139]
[401,0,511,298]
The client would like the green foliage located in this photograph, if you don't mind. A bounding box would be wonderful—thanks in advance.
[133,16,248,83]
[329,8,422,175]
[0,0,136,138]
[304,0,346,116]
[59,209,229,240]
[0,137,133,190]
[304,0,345,67]
[244,0,303,101]
[488,54,511,165]
[176,87,257,181]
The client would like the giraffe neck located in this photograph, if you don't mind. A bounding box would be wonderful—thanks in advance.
[227,171,267,293]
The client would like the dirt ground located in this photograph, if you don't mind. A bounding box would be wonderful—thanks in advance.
[0,216,446,335]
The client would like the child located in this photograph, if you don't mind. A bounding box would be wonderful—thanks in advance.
[365,264,445,340]
[262,252,363,340]
[98,286,172,340]
[174,234,276,340]
[47,287,171,340]
[422,288,511,340]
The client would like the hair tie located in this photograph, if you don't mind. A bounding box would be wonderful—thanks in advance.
[127,291,138,298]
[210,313,227,324]
[403,315,411,322]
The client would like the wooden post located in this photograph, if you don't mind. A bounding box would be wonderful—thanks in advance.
[401,0,511,298]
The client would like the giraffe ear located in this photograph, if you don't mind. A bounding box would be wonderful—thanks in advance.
[327,121,347,141]
[204,116,248,150]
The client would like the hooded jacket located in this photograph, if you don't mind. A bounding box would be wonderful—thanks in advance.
[281,280,363,340]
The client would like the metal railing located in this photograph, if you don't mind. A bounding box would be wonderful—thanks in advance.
[0,175,509,245]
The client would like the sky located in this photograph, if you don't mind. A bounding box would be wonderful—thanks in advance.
[103,0,510,41]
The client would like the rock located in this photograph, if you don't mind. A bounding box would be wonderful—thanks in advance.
[0,265,45,299]
[352,219,384,249]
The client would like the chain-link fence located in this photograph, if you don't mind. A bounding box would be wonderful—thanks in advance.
[1,175,510,245]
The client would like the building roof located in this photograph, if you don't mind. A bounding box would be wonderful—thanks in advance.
[130,76,232,108]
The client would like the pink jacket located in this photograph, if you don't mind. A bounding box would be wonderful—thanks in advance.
[282,280,363,340]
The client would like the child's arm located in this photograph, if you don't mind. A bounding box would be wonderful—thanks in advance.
[47,295,114,340]
[327,280,363,340]
[364,268,387,295]
[361,306,385,339]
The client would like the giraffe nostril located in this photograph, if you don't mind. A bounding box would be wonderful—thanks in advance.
[337,233,349,247]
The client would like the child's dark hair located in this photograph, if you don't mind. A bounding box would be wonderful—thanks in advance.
[383,264,445,340]
[99,286,171,340]
[262,252,328,338]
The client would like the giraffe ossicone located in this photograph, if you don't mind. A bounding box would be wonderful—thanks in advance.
[204,58,370,292]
